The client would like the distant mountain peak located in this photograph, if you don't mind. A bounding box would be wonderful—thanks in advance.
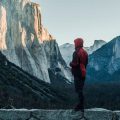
[87,36,120,82]
[59,40,106,65]
[87,40,106,54]
[94,40,106,45]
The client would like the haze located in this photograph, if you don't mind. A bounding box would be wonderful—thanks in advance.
[32,0,120,47]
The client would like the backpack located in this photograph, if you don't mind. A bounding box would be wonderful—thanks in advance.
[71,51,81,76]
[72,49,87,78]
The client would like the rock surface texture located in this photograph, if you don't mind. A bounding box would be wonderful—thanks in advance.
[87,36,120,82]
[0,51,66,108]
[0,108,119,120]
[0,0,71,83]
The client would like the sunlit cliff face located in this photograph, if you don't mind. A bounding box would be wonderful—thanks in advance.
[31,2,54,42]
[0,0,54,50]
[0,6,7,49]
[0,0,71,83]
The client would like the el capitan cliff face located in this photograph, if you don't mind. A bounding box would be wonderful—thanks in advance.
[0,0,72,83]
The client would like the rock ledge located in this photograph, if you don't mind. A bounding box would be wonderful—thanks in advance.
[0,108,119,120]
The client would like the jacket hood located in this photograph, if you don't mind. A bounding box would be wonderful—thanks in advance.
[74,38,84,48]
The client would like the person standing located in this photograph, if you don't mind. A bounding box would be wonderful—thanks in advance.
[70,38,88,115]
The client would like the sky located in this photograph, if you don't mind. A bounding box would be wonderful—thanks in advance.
[32,0,120,47]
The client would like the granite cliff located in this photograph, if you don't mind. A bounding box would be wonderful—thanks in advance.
[0,0,72,83]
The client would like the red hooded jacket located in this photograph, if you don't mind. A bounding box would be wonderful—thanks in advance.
[70,38,88,78]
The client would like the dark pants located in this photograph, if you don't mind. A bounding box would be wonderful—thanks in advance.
[74,76,85,112]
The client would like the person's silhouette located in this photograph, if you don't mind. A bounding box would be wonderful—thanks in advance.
[70,38,88,114]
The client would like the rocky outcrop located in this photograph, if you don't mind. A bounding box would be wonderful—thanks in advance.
[88,40,106,54]
[0,52,70,108]
[0,108,119,120]
[87,36,120,82]
[0,51,67,109]
[0,0,71,83]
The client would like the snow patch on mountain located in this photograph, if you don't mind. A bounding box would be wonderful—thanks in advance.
[59,43,74,66]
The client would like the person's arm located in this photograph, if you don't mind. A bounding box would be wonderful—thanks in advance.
[69,51,79,67]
